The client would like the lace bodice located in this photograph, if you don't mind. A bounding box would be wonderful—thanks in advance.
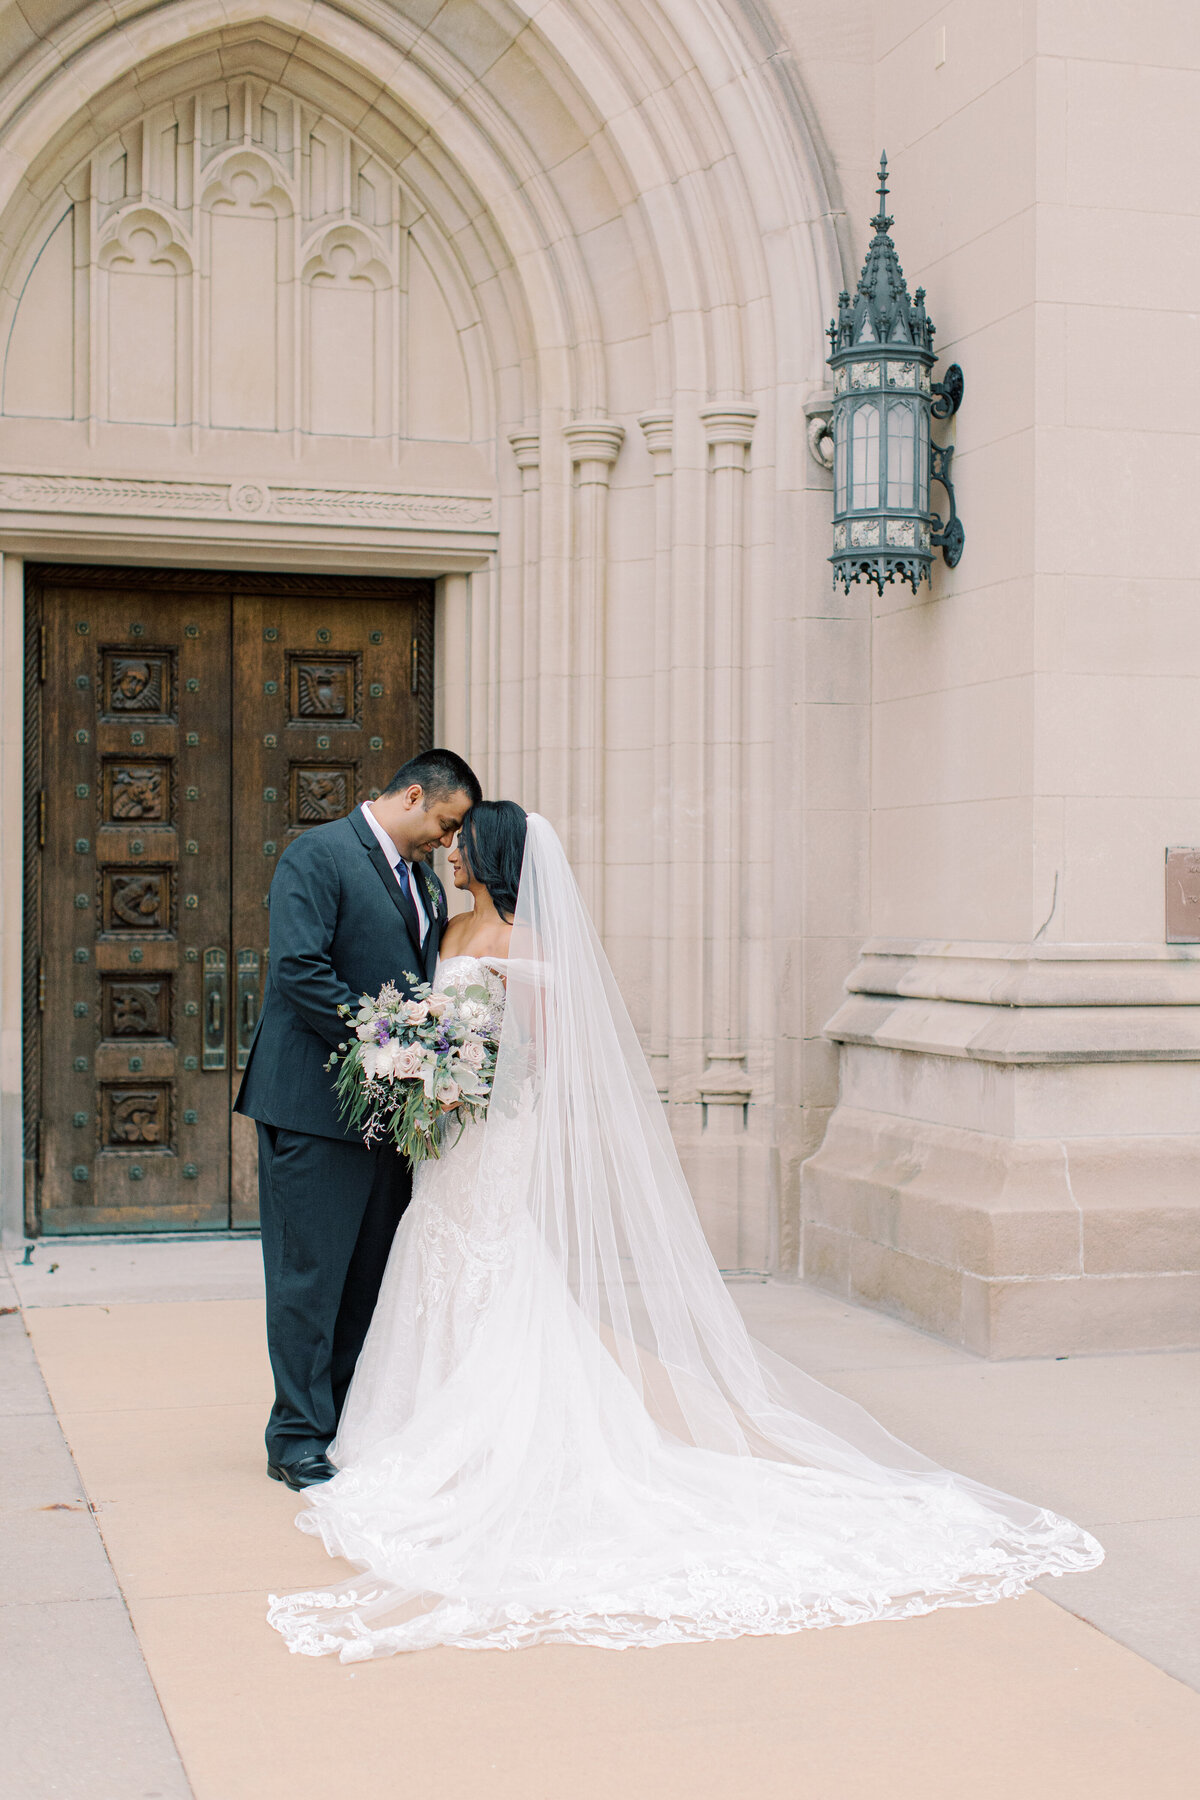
[434,954,507,1029]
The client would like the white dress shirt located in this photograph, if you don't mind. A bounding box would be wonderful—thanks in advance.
[361,802,428,945]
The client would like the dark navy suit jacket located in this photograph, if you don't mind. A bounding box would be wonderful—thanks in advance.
[235,807,446,1141]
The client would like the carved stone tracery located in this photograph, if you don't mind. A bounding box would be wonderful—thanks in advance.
[3,76,421,439]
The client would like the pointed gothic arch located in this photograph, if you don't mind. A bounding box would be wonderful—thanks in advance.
[0,0,847,1270]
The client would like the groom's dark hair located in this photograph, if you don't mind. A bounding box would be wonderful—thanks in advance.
[383,748,482,807]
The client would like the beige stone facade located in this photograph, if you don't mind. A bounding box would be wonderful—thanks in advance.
[0,0,1195,1354]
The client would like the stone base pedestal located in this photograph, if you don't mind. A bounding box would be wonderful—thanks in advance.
[802,942,1200,1357]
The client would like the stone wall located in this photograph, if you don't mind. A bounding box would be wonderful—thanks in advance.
[800,0,1200,1353]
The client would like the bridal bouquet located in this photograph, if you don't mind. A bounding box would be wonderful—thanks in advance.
[324,974,501,1162]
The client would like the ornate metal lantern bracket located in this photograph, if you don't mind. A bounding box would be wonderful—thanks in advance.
[931,363,964,420]
[930,439,964,568]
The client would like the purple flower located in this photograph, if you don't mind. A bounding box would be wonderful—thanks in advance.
[375,1020,390,1047]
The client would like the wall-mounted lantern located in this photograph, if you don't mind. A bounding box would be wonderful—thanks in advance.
[823,154,963,594]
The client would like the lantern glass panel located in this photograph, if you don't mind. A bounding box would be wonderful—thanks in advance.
[850,403,880,510]
[886,401,916,509]
[917,406,930,512]
[834,418,848,511]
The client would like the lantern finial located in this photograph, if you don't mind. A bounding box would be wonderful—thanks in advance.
[871,151,893,234]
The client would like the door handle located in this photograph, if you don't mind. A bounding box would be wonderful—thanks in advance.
[235,948,261,1070]
[202,947,227,1071]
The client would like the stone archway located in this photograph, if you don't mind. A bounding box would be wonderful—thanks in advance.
[0,0,850,1270]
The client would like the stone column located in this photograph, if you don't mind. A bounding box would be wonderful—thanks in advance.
[0,552,27,1240]
[638,411,673,1096]
[433,573,470,759]
[697,403,757,1122]
[562,419,624,928]
[508,431,541,809]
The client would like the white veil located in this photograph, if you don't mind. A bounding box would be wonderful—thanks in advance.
[268,813,1102,1658]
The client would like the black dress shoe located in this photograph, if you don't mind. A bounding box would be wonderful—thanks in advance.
[267,1452,336,1490]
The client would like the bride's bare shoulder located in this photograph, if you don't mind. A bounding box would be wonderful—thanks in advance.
[439,911,512,959]
[484,917,514,956]
[439,912,473,956]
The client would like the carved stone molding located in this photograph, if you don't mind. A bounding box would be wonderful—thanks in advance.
[637,411,673,467]
[507,431,541,495]
[271,488,492,526]
[698,403,755,457]
[0,472,495,530]
[507,431,540,470]
[804,390,836,470]
[699,403,757,471]
[563,419,624,484]
[699,403,757,445]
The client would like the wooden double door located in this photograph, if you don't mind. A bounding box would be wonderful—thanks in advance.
[26,566,434,1235]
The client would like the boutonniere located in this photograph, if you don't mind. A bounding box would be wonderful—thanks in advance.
[421,868,442,914]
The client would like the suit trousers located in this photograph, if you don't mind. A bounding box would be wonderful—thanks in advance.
[256,1123,411,1463]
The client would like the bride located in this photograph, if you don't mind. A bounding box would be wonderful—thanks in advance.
[268,803,1102,1659]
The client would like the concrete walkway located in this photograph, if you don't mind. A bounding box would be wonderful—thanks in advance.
[4,1237,1199,1799]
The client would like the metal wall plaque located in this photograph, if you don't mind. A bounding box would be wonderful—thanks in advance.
[1165,847,1200,944]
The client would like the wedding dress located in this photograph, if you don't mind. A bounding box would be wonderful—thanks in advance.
[267,815,1102,1659]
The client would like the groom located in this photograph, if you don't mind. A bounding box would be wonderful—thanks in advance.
[236,748,483,1489]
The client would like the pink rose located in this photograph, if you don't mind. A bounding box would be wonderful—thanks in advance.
[403,1000,430,1025]
[458,1040,485,1070]
[393,1043,424,1080]
[426,992,451,1019]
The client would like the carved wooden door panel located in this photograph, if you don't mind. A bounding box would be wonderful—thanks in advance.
[37,585,232,1230]
[30,569,433,1235]
[228,589,427,1220]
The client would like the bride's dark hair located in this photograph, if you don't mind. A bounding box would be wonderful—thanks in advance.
[457,800,528,923]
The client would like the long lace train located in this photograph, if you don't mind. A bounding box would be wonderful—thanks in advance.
[267,839,1102,1659]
